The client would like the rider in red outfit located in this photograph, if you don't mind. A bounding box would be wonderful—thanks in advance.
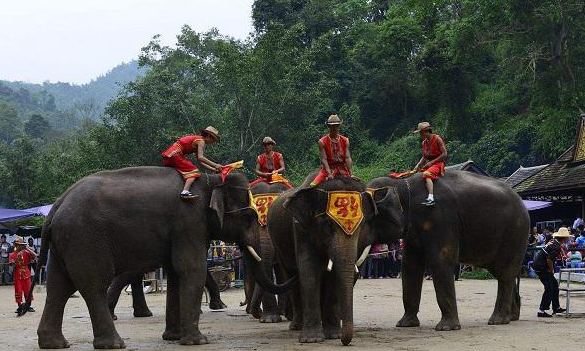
[311,114,353,186]
[412,122,448,206]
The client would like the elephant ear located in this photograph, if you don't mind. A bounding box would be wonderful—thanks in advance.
[210,186,225,229]
[362,191,378,220]
[283,187,316,230]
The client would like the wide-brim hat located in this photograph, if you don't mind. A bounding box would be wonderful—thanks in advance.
[553,227,571,238]
[262,136,276,145]
[201,126,220,143]
[413,122,433,133]
[13,236,25,246]
[325,114,342,125]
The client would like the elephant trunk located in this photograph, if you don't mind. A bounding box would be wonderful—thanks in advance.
[249,226,275,316]
[243,248,297,295]
[331,233,358,346]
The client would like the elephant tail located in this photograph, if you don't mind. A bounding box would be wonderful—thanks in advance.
[515,271,521,310]
[244,251,297,295]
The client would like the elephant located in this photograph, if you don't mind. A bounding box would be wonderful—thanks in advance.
[243,181,292,323]
[107,269,227,321]
[367,170,529,331]
[35,167,291,349]
[266,172,377,345]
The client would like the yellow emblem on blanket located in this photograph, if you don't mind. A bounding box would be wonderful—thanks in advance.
[251,193,279,226]
[326,191,363,235]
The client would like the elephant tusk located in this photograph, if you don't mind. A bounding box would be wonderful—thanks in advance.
[355,245,372,267]
[246,245,262,262]
[327,259,333,272]
[354,265,359,273]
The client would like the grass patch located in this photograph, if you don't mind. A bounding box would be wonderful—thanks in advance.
[461,269,494,280]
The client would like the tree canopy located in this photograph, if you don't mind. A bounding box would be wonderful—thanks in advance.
[1,0,584,207]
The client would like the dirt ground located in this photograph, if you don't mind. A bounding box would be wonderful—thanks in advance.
[1,278,583,351]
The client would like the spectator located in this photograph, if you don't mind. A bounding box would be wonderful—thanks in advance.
[542,227,554,244]
[573,217,584,230]
[566,248,583,269]
[27,238,38,278]
[9,236,37,313]
[576,230,585,247]
[528,227,539,247]
[532,227,570,317]
[0,235,11,285]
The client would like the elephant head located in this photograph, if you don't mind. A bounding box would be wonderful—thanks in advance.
[366,177,406,244]
[284,176,377,345]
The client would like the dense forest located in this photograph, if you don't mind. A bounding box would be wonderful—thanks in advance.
[1,0,584,208]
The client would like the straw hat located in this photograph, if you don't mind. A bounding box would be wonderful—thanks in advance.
[413,122,433,133]
[13,236,26,246]
[262,137,276,145]
[325,114,342,125]
[201,126,220,143]
[553,227,571,238]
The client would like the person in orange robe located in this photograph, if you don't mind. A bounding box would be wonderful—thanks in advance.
[412,122,447,206]
[161,126,224,200]
[9,236,37,312]
[250,137,292,188]
[311,114,353,186]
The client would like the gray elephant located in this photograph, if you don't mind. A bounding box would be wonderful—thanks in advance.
[266,172,377,345]
[107,269,227,320]
[244,181,292,323]
[35,168,291,349]
[367,171,529,331]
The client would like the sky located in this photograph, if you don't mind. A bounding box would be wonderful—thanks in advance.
[0,0,254,84]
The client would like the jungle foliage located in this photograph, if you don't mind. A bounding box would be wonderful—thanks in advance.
[1,0,584,208]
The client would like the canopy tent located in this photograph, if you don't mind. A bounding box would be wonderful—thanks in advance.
[523,200,553,211]
[0,208,36,222]
[23,204,53,217]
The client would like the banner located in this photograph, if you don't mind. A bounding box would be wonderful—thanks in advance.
[251,193,280,226]
[325,191,363,235]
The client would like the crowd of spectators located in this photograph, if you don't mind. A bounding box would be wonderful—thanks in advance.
[359,240,404,279]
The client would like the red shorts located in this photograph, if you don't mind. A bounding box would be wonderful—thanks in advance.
[311,166,350,186]
[421,162,445,181]
[163,154,201,180]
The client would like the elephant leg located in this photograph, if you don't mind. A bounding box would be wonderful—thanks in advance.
[296,239,324,343]
[260,287,282,323]
[242,271,254,310]
[107,274,130,321]
[275,265,293,321]
[206,270,227,310]
[131,276,153,317]
[396,246,425,328]
[249,283,263,319]
[487,266,516,325]
[321,272,340,340]
[163,270,181,341]
[38,260,76,349]
[176,252,207,346]
[81,289,126,349]
[428,257,461,331]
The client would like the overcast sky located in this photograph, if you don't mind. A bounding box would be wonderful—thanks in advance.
[0,0,254,84]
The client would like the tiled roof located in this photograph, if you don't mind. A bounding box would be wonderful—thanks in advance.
[446,160,489,176]
[505,164,548,188]
[514,146,585,195]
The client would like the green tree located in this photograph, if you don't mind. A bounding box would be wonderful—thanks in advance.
[24,114,52,139]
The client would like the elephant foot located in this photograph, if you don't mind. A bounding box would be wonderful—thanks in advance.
[289,319,302,331]
[251,307,262,319]
[488,313,511,325]
[323,325,341,340]
[396,314,420,327]
[435,317,461,331]
[299,327,325,343]
[162,329,181,341]
[179,332,208,346]
[38,334,70,349]
[133,308,153,318]
[93,334,126,349]
[209,299,227,310]
[260,313,282,323]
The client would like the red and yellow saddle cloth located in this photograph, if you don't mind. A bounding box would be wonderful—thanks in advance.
[325,191,363,235]
[251,193,280,226]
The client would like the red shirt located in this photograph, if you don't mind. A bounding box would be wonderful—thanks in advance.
[9,250,33,280]
[162,135,204,157]
[258,152,283,173]
[423,134,443,160]
[319,134,348,168]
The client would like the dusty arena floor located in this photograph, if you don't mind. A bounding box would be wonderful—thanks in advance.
[1,278,583,350]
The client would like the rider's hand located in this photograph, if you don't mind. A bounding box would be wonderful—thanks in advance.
[215,165,224,172]
[326,173,334,181]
